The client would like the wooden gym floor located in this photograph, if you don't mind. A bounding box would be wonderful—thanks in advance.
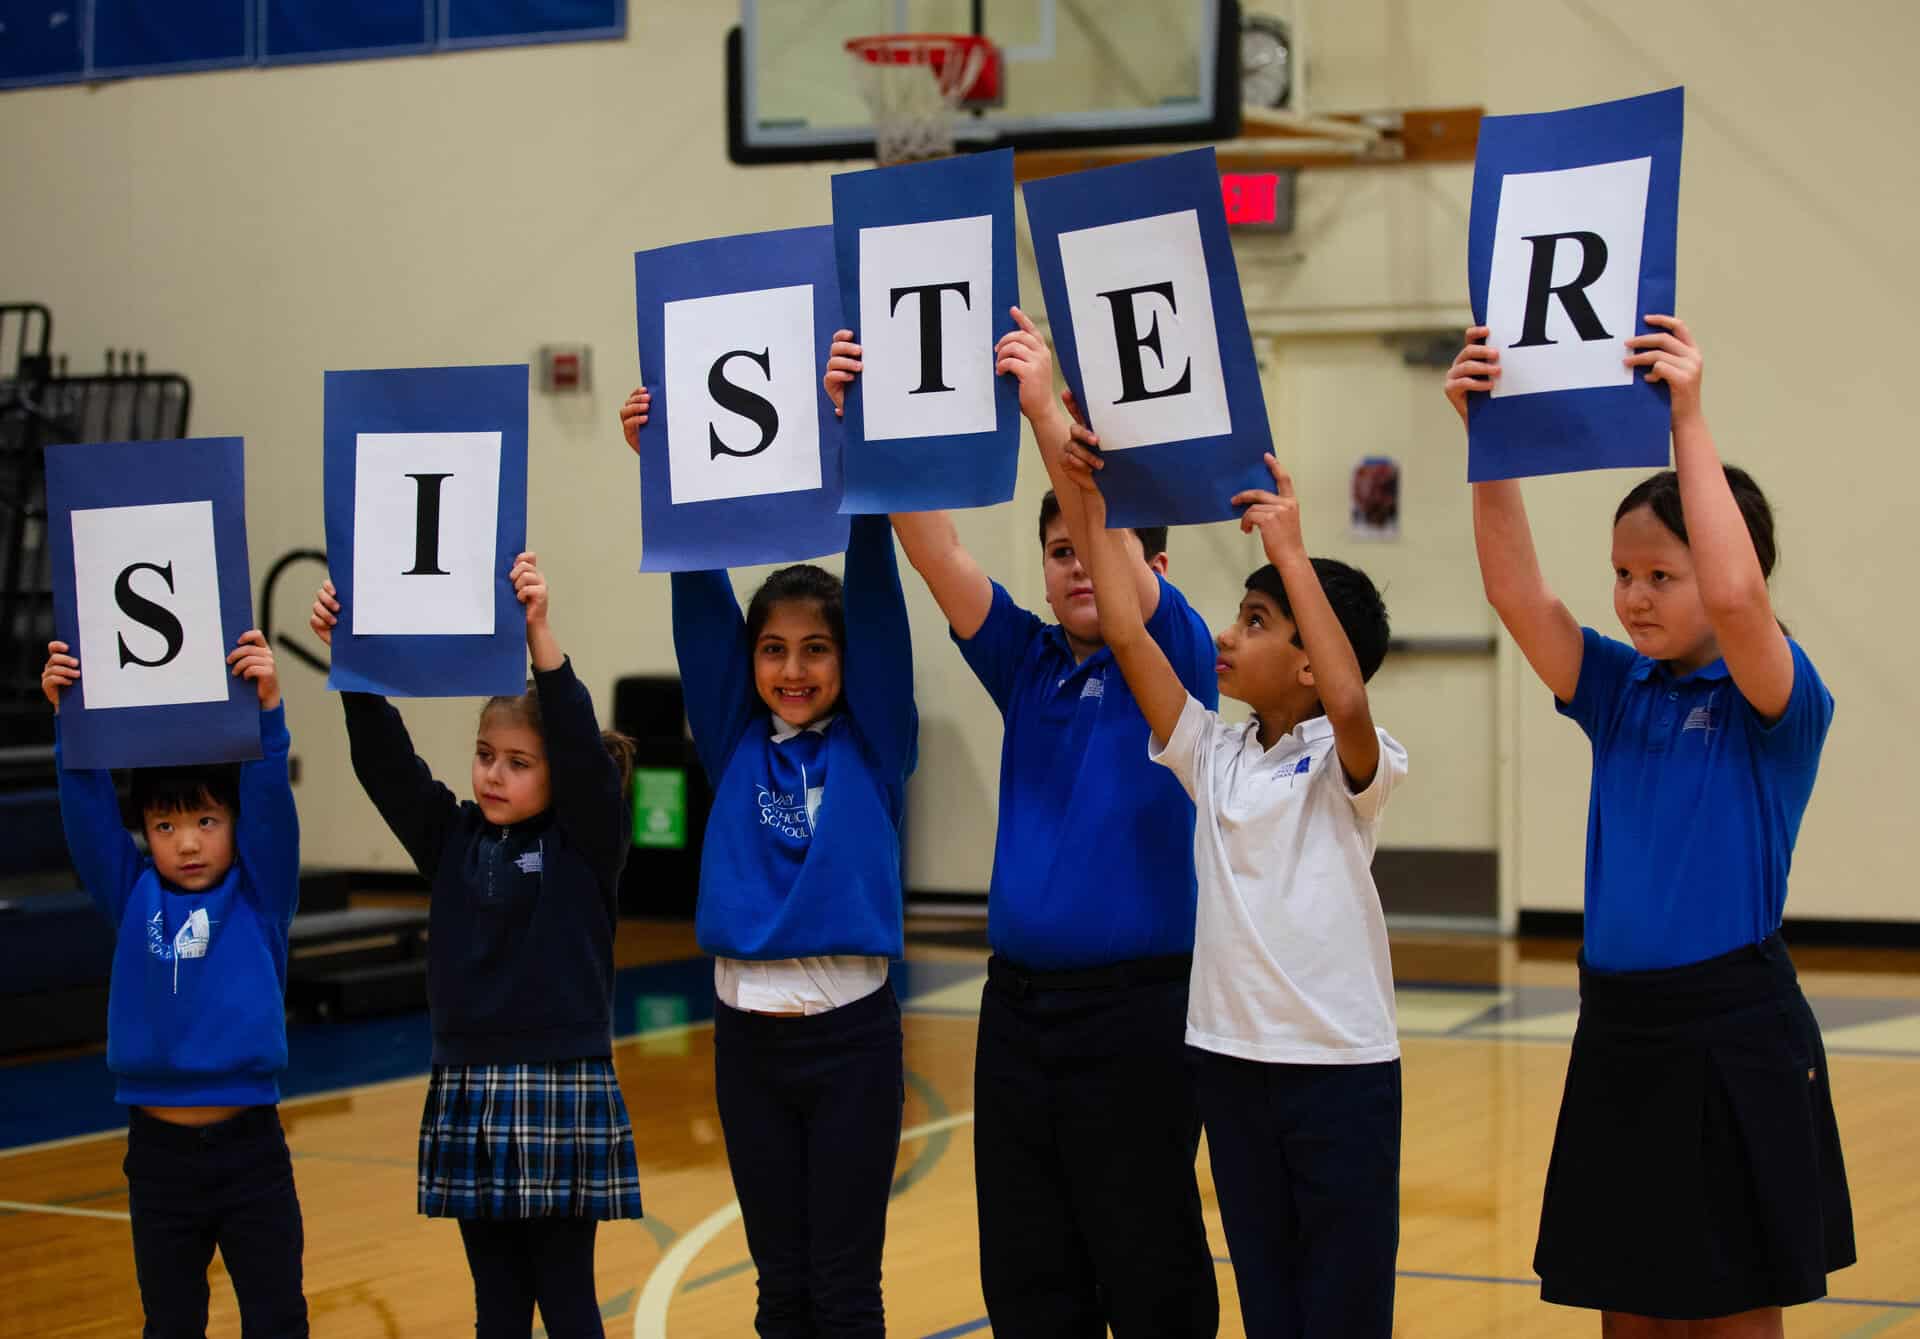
[4,919,1919,1337]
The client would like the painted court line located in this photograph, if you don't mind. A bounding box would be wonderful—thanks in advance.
[0,1198,131,1222]
[633,1111,977,1339]
[915,1275,1920,1339]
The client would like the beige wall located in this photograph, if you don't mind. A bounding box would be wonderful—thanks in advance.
[4,1,1913,921]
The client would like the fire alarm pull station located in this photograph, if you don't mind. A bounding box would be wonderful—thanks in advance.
[537,344,592,393]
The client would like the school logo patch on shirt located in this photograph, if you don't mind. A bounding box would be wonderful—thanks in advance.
[173,907,211,961]
[1281,754,1313,786]
[1079,675,1105,702]
[1683,705,1715,733]
[756,785,813,841]
[514,847,544,875]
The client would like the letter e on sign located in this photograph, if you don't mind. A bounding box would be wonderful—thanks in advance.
[1057,210,1231,451]
[1485,156,1651,397]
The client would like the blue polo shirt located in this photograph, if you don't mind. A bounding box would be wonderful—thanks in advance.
[955,576,1218,970]
[1558,627,1834,972]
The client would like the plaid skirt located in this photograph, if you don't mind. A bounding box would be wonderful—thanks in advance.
[418,1059,643,1220]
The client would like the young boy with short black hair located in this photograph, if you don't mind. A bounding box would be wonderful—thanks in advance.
[42,632,309,1339]
[1053,419,1408,1339]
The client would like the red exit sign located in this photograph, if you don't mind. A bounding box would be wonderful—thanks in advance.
[1221,171,1290,228]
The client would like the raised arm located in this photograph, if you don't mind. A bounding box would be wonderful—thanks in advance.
[227,630,300,926]
[312,581,461,875]
[1002,310,1161,623]
[1629,316,1794,719]
[1235,458,1381,789]
[886,510,994,638]
[1054,439,1189,747]
[45,642,143,923]
[514,553,627,878]
[822,329,995,636]
[1446,326,1584,702]
[670,570,758,787]
[841,513,918,778]
[620,386,760,781]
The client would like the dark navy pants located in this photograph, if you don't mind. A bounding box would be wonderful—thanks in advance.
[123,1104,308,1339]
[714,981,904,1339]
[974,955,1219,1339]
[1192,1048,1402,1339]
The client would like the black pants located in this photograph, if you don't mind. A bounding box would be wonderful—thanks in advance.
[714,981,905,1338]
[123,1105,308,1339]
[1192,1049,1402,1338]
[975,955,1218,1339]
[457,1218,604,1338]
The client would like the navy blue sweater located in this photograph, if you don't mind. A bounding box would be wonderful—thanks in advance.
[673,514,918,960]
[56,706,300,1107]
[341,658,627,1065]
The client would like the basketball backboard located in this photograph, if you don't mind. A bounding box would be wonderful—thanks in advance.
[727,0,1240,164]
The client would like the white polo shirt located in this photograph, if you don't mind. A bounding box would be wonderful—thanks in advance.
[1151,694,1407,1065]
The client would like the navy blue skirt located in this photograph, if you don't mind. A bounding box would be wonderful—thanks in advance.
[418,1059,643,1220]
[1534,934,1854,1319]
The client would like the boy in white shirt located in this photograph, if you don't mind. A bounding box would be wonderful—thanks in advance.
[1051,426,1407,1339]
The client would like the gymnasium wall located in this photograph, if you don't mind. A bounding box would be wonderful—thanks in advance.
[2,1,1912,925]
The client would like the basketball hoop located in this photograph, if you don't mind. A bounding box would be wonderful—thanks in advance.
[846,33,999,166]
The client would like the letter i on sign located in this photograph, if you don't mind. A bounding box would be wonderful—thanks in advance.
[351,432,503,635]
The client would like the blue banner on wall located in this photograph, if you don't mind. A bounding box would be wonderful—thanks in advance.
[323,364,529,698]
[90,0,253,78]
[46,437,261,770]
[1023,146,1272,528]
[0,3,86,87]
[633,225,851,571]
[1466,87,1685,481]
[831,148,1020,513]
[262,0,432,64]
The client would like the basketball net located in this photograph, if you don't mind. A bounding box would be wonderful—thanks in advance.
[846,34,993,166]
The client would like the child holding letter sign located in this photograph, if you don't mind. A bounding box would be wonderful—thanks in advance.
[312,554,641,1339]
[825,314,1223,1336]
[1049,389,1406,1336]
[1447,318,1854,1332]
[43,630,310,1337]
[621,387,917,1338]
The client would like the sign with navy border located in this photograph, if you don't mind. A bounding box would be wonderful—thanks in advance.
[46,437,261,769]
[1023,146,1272,527]
[831,147,1020,513]
[323,364,530,698]
[1467,87,1685,481]
[633,225,850,571]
